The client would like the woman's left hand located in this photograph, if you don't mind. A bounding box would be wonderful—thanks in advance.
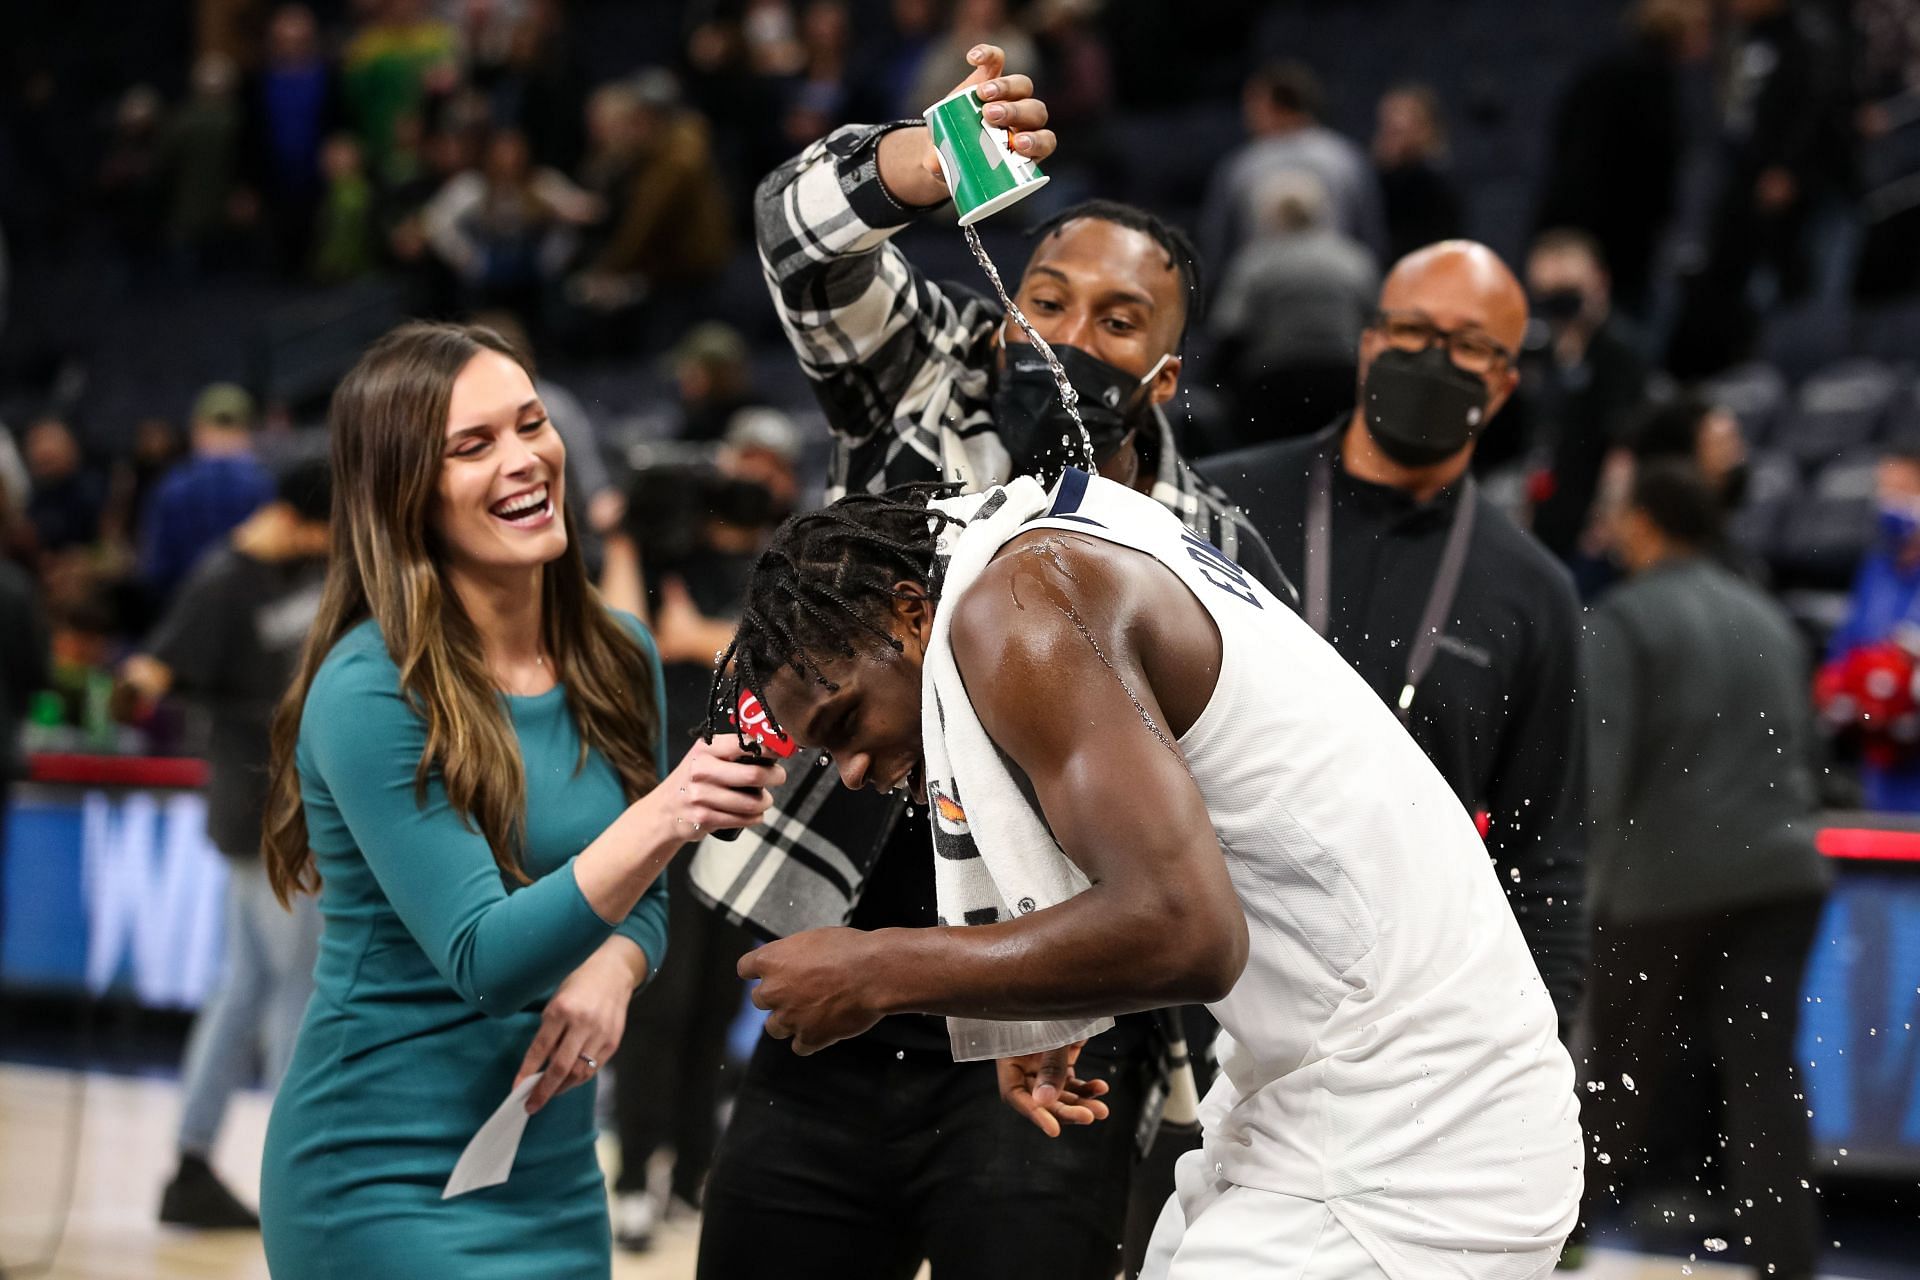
[516,940,644,1114]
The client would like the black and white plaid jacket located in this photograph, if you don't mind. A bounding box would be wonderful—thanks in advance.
[699,118,1286,935]
[694,123,1280,1139]
[754,122,1284,572]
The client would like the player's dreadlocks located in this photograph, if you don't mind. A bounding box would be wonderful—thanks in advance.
[706,483,967,744]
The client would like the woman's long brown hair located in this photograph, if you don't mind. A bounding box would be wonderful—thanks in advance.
[263,321,659,905]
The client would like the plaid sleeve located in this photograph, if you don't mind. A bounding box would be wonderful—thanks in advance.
[755,123,998,490]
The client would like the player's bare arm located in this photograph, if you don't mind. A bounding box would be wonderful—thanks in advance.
[740,531,1247,1053]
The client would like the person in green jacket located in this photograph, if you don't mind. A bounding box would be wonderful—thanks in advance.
[258,321,781,1277]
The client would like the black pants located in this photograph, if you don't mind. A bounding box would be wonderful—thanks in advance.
[1580,894,1825,1279]
[697,1027,1148,1280]
[613,861,754,1200]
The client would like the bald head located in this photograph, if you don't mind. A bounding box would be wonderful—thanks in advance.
[1379,240,1528,353]
[1348,241,1528,481]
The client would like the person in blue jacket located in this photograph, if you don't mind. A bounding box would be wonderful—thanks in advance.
[257,321,781,1277]
[1826,442,1920,811]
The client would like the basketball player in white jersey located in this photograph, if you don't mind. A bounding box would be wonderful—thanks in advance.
[709,471,1582,1279]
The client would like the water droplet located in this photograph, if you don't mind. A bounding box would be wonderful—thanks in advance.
[964,223,1095,474]
[1704,1238,1728,1252]
[1621,1073,1636,1092]
[1596,1152,1612,1165]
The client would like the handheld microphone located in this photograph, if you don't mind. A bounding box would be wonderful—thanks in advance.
[710,689,794,843]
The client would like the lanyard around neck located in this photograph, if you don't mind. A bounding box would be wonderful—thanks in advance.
[1305,446,1478,725]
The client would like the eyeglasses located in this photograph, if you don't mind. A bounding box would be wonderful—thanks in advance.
[1368,309,1515,375]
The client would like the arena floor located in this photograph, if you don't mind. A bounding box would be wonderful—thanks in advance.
[0,1064,697,1280]
[0,1062,1868,1280]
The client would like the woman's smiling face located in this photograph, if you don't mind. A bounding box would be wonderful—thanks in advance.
[433,348,568,575]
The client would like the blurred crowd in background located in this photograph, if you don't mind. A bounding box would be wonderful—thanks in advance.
[3,0,1920,1262]
[4,0,1920,735]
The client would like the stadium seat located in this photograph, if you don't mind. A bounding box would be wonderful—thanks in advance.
[1772,452,1880,588]
[1761,299,1855,382]
[1891,377,1920,444]
[1727,448,1801,563]
[1855,300,1920,370]
[1700,362,1789,447]
[1772,359,1901,470]
[258,278,410,419]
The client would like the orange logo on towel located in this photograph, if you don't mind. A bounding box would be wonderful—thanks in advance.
[927,781,970,836]
[934,791,968,826]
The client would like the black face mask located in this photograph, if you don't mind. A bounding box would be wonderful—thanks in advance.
[1360,345,1492,467]
[1531,287,1586,327]
[993,341,1160,481]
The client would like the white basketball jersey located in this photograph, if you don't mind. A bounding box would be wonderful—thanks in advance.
[1022,471,1581,1279]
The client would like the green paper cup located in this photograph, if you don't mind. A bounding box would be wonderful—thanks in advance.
[923,85,1050,227]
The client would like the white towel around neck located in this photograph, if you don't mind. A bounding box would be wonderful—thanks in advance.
[921,477,1116,1061]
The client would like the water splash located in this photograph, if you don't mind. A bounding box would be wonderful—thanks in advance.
[963,223,1094,476]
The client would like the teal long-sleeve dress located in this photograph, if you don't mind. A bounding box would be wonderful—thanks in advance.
[260,615,669,1279]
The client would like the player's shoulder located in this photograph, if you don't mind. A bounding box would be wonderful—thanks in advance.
[955,530,1163,664]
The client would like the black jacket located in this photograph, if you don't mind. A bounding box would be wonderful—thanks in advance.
[1487,320,1650,562]
[1200,426,1589,1025]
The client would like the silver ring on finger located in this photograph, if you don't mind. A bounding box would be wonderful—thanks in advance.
[579,1053,598,1071]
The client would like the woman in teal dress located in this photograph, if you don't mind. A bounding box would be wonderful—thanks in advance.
[257,322,782,1278]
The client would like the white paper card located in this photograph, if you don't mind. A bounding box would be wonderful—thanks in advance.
[442,1072,543,1199]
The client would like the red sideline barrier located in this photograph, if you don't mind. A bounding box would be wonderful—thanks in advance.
[1816,827,1920,864]
[27,754,210,790]
[17,753,1920,863]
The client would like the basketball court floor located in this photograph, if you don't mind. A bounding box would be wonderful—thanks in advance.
[0,1062,1883,1280]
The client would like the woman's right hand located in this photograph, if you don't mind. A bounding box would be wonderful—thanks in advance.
[658,734,786,843]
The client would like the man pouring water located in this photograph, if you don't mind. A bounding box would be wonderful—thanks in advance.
[690,43,1283,1280]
